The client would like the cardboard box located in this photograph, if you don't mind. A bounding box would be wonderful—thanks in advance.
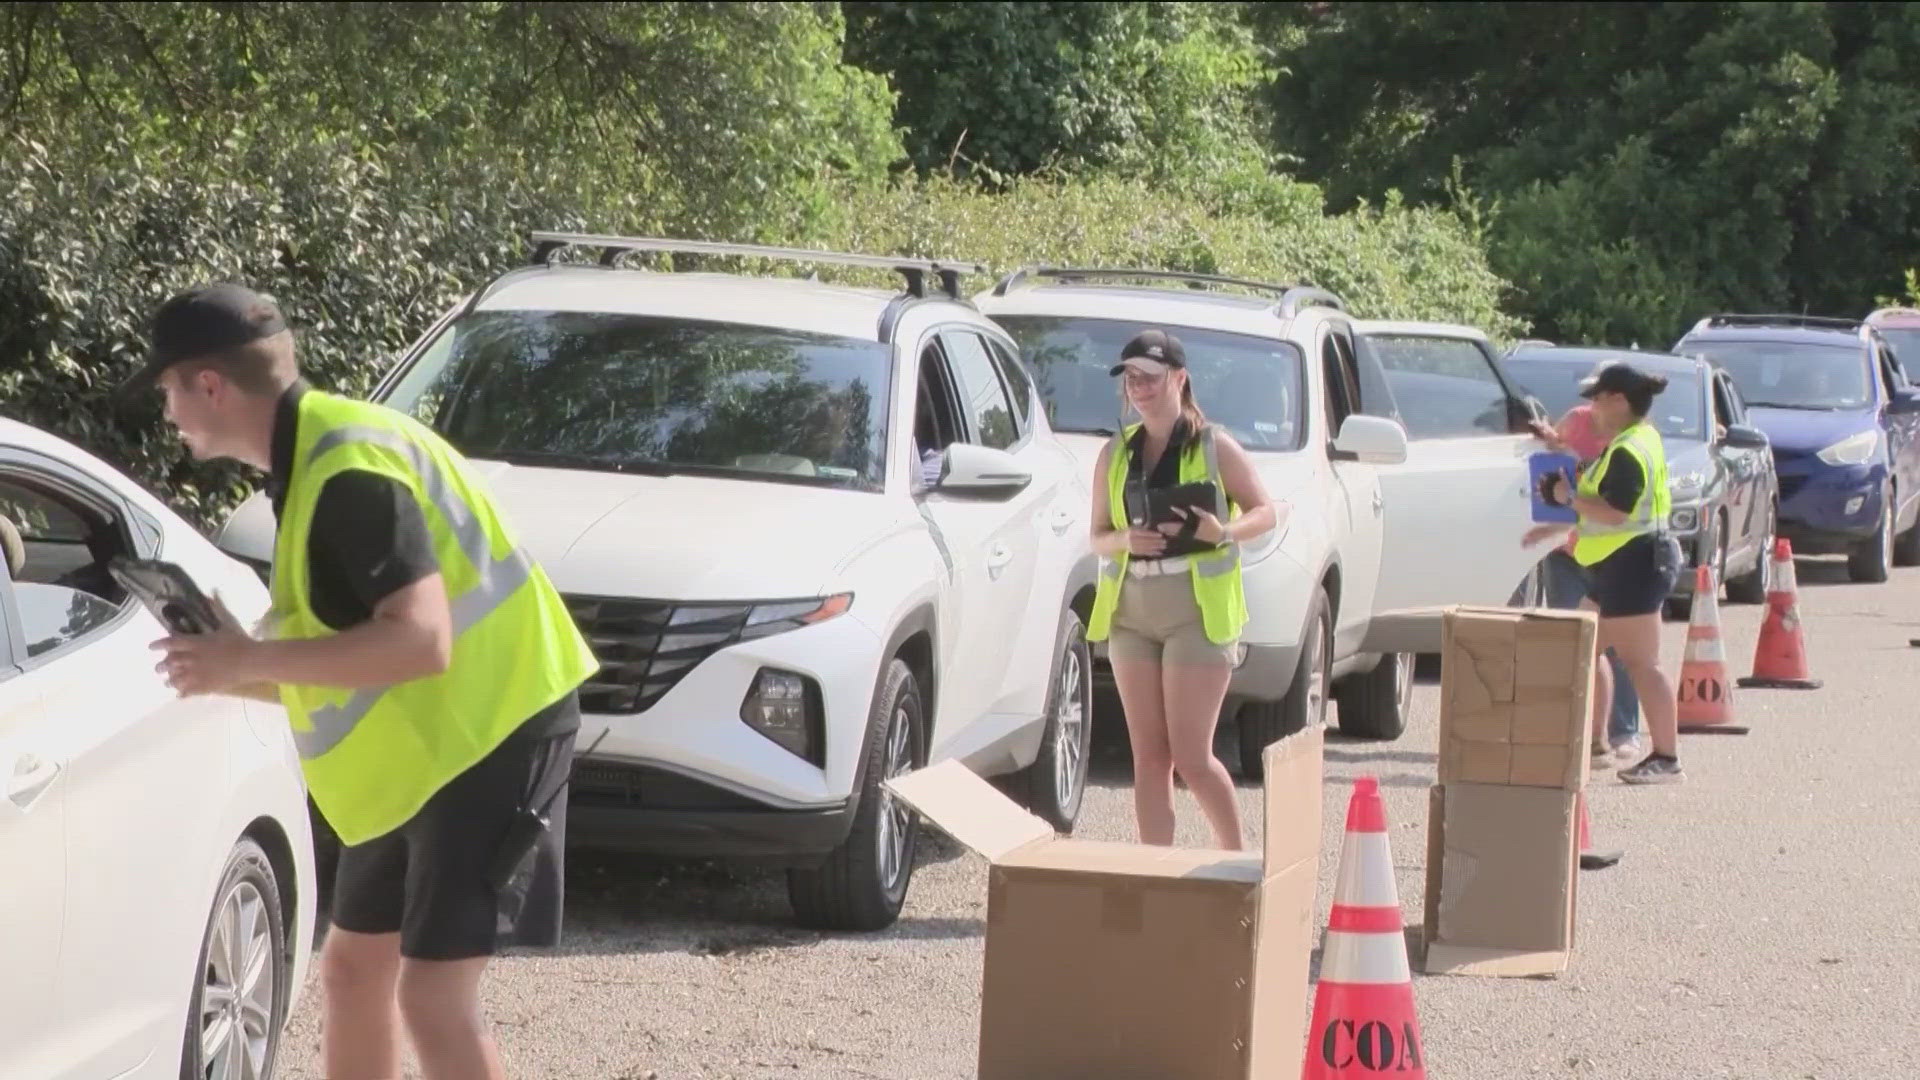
[1420,781,1579,978]
[1438,606,1597,790]
[886,727,1324,1080]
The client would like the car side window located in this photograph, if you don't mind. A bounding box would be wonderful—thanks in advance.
[1320,331,1357,440]
[983,336,1035,439]
[938,329,1020,451]
[0,474,132,667]
[1365,334,1512,439]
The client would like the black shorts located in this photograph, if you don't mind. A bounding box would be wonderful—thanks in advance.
[1585,535,1682,618]
[331,694,578,960]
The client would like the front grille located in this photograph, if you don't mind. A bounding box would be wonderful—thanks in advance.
[564,595,756,714]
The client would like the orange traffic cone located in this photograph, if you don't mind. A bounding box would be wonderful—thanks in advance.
[1737,538,1823,690]
[1677,564,1746,734]
[1304,778,1425,1079]
[1577,791,1622,870]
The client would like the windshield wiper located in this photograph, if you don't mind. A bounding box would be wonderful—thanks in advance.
[1745,401,1836,411]
[1056,425,1117,436]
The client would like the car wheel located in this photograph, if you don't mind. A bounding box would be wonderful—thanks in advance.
[787,657,922,932]
[1848,486,1894,583]
[1894,484,1920,567]
[180,838,286,1080]
[1333,650,1414,741]
[1014,606,1092,833]
[1237,585,1330,781]
[1726,504,1774,604]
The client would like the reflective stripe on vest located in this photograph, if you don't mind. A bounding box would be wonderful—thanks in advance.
[1573,422,1670,566]
[290,424,537,758]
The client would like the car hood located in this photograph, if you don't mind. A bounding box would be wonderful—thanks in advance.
[1744,406,1876,454]
[217,462,913,600]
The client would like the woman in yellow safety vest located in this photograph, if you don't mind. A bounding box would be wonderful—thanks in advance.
[1526,360,1686,785]
[1086,330,1282,849]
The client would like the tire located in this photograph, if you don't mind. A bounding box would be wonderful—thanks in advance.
[1848,485,1894,583]
[1013,606,1092,833]
[787,657,923,932]
[1726,503,1774,604]
[1334,651,1414,741]
[180,838,287,1080]
[1895,485,1920,567]
[1237,585,1331,781]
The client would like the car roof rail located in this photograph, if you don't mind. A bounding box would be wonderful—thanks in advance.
[989,265,1348,317]
[990,264,1296,298]
[1688,312,1864,334]
[525,231,987,301]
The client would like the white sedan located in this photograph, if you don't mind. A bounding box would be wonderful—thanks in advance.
[0,417,314,1079]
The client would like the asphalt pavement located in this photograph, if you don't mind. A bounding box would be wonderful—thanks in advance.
[276,554,1920,1079]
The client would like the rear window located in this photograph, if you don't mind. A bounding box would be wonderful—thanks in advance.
[380,311,894,491]
[990,315,1306,451]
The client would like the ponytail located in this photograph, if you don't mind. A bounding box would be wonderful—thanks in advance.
[1180,376,1207,430]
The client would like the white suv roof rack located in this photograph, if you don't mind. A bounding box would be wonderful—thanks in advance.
[988,265,1346,319]
[524,231,986,301]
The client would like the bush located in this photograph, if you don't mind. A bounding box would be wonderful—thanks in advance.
[0,143,1519,533]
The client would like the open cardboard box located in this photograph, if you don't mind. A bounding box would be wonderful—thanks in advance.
[886,726,1324,1080]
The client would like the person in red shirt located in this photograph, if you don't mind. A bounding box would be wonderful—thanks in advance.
[1525,392,1644,767]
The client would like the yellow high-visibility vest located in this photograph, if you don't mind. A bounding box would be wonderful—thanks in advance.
[1573,420,1671,567]
[268,390,598,845]
[1087,423,1248,645]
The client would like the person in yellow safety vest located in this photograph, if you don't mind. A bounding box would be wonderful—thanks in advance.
[1525,360,1686,785]
[128,283,598,1080]
[1087,330,1283,849]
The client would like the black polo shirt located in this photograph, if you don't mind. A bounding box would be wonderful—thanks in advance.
[267,381,578,739]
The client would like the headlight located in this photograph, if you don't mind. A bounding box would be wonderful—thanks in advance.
[1816,430,1879,466]
[1671,470,1708,495]
[741,668,823,764]
[729,593,853,641]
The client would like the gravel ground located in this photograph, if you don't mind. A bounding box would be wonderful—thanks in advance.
[277,555,1920,1078]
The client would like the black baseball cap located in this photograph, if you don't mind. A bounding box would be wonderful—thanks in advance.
[1579,359,1666,399]
[1109,329,1188,376]
[117,283,289,402]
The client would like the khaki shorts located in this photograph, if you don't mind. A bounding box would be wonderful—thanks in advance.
[1107,568,1240,667]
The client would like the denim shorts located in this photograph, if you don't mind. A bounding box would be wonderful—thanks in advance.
[1586,535,1682,618]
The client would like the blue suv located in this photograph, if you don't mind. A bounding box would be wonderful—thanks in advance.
[1673,314,1920,582]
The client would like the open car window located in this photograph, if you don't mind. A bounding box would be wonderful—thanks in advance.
[0,473,133,667]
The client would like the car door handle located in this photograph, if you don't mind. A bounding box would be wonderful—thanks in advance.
[7,754,61,810]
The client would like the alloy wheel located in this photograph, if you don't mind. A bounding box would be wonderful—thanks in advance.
[875,706,916,894]
[1051,643,1086,812]
[198,880,276,1080]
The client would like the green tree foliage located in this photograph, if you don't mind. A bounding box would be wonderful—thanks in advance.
[843,2,1275,188]
[1265,1,1920,346]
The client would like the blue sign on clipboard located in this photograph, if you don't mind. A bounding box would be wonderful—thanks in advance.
[1528,451,1579,523]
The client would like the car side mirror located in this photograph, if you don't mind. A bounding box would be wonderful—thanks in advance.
[1332,414,1410,465]
[1891,387,1920,415]
[935,443,1032,501]
[1720,423,1769,450]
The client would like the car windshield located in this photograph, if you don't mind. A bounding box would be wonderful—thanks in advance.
[1685,340,1871,410]
[989,315,1305,450]
[1504,358,1706,441]
[1876,327,1920,378]
[379,310,893,491]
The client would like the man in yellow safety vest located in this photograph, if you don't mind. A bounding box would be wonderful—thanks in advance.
[131,283,598,1080]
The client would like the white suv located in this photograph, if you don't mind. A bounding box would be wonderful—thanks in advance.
[217,234,1098,931]
[976,273,1546,775]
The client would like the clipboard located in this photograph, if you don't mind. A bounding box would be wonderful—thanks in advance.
[1528,452,1578,524]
